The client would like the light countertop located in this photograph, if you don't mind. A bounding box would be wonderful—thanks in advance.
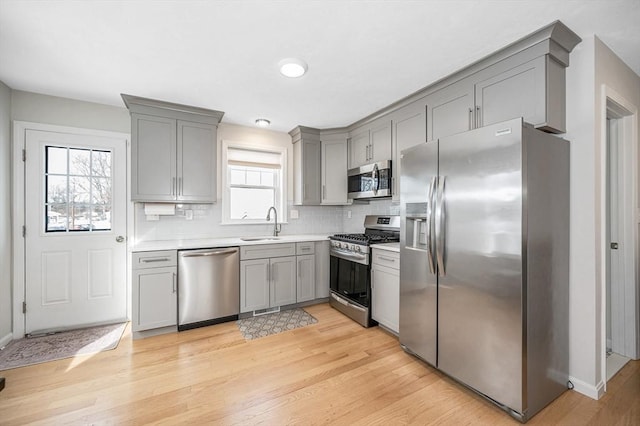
[371,242,400,253]
[131,234,330,252]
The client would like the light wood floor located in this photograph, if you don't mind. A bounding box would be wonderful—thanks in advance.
[0,303,638,425]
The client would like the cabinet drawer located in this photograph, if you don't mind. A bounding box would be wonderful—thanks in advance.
[132,250,177,270]
[371,250,399,270]
[240,243,296,260]
[296,242,315,255]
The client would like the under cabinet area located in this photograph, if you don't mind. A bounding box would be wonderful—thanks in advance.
[371,247,399,334]
[122,94,224,203]
[131,250,177,332]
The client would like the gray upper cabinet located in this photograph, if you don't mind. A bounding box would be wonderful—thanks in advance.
[391,98,426,201]
[291,126,322,205]
[122,94,224,203]
[348,119,392,169]
[321,134,349,205]
[426,79,475,141]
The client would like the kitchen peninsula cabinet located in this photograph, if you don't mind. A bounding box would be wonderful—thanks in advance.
[131,250,177,332]
[122,94,224,203]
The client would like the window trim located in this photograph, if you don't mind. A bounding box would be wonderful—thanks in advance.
[220,140,287,225]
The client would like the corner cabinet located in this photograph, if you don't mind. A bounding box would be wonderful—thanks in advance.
[122,94,224,203]
[291,126,322,205]
[320,132,350,205]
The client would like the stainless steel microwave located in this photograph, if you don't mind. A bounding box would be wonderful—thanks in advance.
[347,160,392,200]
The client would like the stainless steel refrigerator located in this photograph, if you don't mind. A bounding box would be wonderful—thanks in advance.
[400,117,569,422]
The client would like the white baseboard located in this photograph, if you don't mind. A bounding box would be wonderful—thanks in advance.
[569,376,605,400]
[0,332,13,350]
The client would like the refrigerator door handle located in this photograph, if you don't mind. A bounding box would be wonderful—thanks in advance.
[426,176,437,274]
[435,175,446,276]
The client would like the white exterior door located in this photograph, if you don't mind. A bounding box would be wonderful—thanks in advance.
[24,129,127,334]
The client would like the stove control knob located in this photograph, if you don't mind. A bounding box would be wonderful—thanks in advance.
[354,245,361,252]
[342,243,349,250]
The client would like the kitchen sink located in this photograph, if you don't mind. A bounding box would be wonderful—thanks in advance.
[239,236,281,241]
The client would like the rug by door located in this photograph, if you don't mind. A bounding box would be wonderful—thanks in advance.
[237,308,317,340]
[0,322,127,371]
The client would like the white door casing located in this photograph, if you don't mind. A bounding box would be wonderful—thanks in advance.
[23,129,127,334]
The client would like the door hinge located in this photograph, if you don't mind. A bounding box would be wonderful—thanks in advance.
[22,302,26,314]
[22,226,26,237]
[22,149,26,162]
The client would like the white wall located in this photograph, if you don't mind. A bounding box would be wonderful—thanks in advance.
[0,81,12,346]
[566,36,640,398]
[11,90,130,133]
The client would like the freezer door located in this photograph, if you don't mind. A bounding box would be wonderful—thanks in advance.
[436,118,524,413]
[399,141,438,366]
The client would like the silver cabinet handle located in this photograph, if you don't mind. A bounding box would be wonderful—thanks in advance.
[377,255,396,263]
[178,177,183,196]
[426,177,437,274]
[468,108,473,130]
[435,176,446,276]
[172,177,176,196]
[172,272,177,293]
[369,143,373,161]
[141,257,170,263]
[475,106,481,128]
[366,144,370,161]
[180,248,238,257]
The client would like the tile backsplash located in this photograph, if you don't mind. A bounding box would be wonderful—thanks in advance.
[133,199,398,243]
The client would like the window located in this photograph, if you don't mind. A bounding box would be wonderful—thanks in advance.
[45,145,112,232]
[222,142,286,224]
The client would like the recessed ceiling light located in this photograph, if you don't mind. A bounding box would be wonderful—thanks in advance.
[278,58,308,78]
[255,118,271,127]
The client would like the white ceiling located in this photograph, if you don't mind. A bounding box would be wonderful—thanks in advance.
[1,0,639,132]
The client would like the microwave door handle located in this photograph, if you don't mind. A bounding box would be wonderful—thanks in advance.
[372,163,379,195]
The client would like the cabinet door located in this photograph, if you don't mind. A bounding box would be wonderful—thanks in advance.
[392,100,426,201]
[348,128,370,168]
[296,139,322,205]
[370,119,392,163]
[270,256,297,307]
[296,254,315,303]
[177,120,217,202]
[371,264,399,333]
[321,138,349,205]
[131,113,177,201]
[240,259,270,313]
[132,267,177,331]
[474,55,548,130]
[426,80,475,141]
[315,241,330,298]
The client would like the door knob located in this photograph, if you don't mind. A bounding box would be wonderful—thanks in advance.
[116,236,125,243]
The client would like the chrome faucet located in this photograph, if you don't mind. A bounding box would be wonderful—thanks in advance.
[266,206,281,236]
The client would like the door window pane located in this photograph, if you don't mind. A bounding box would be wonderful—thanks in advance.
[44,146,112,233]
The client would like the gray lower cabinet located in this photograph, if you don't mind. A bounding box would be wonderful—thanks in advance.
[131,250,177,332]
[371,248,399,333]
[240,243,297,313]
[123,94,224,203]
[296,242,316,303]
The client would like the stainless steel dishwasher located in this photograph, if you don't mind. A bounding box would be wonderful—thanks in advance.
[177,247,240,331]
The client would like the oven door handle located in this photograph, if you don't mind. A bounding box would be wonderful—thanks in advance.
[331,249,367,262]
[331,293,366,313]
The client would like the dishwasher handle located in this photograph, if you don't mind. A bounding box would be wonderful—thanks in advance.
[179,248,238,258]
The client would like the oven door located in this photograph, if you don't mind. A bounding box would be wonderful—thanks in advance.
[330,255,370,307]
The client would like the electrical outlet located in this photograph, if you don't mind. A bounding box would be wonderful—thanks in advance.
[185,210,193,220]
[290,209,299,219]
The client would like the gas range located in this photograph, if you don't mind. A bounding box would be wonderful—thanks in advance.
[329,215,399,328]
[329,215,400,265]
